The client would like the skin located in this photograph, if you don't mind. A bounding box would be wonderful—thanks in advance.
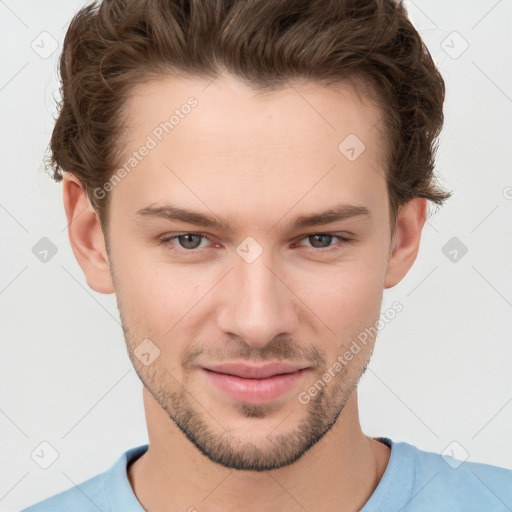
[62,73,426,512]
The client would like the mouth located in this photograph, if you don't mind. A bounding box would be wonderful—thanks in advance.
[201,362,310,379]
[200,362,310,404]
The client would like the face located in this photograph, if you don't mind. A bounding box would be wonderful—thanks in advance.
[93,74,411,471]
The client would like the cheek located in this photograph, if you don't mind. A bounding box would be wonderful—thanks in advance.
[114,262,200,374]
[124,266,200,327]
[110,238,198,337]
[299,254,386,336]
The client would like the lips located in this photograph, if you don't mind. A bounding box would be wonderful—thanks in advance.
[201,362,309,379]
[200,363,310,403]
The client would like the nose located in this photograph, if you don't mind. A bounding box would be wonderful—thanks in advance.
[216,249,299,349]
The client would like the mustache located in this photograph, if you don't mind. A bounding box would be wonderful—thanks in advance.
[181,336,327,370]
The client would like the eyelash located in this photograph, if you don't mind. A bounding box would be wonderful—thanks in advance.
[158,232,353,256]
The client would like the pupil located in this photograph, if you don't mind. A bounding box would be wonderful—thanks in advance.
[311,234,331,248]
[180,234,201,249]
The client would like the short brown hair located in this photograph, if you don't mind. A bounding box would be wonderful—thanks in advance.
[48,0,452,242]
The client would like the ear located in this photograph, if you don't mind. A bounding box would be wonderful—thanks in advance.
[62,173,115,294]
[384,198,427,289]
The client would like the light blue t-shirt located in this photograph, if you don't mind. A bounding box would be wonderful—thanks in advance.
[20,437,512,511]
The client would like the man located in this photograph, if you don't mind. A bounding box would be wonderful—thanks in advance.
[22,0,511,511]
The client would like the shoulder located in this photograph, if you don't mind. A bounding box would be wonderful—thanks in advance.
[19,471,109,512]
[405,441,512,510]
[19,444,148,512]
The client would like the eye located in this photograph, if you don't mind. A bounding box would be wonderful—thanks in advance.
[159,232,211,253]
[296,233,352,251]
[158,232,353,255]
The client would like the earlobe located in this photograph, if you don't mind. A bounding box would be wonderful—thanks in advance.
[62,173,115,294]
[384,198,427,289]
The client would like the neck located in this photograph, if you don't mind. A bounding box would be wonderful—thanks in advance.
[128,388,391,512]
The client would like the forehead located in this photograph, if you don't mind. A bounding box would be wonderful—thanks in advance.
[112,73,388,229]
[123,73,384,152]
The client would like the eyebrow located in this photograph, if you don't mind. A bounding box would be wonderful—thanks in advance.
[135,202,371,232]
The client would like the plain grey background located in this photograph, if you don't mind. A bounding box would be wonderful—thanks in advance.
[1,1,511,511]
